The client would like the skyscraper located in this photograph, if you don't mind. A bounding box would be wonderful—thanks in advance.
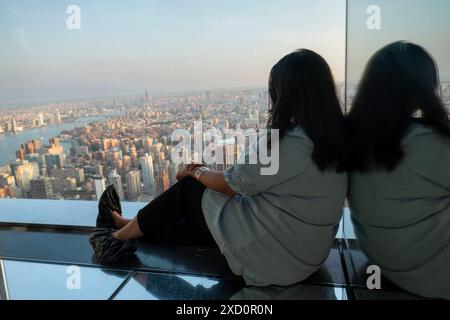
[145,90,150,105]
[94,162,104,176]
[44,153,66,169]
[38,112,45,126]
[55,110,62,124]
[168,163,179,186]
[108,169,124,200]
[12,161,40,192]
[216,138,238,171]
[30,176,53,199]
[156,169,170,196]
[11,117,17,132]
[93,175,106,200]
[125,170,141,201]
[143,137,153,153]
[140,154,156,196]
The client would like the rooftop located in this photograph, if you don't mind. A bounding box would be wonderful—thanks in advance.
[0,199,423,300]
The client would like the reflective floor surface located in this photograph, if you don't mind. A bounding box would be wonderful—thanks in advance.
[0,202,425,300]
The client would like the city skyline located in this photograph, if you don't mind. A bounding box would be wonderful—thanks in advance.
[0,88,274,201]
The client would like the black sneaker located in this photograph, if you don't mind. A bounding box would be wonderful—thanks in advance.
[96,184,123,229]
[89,228,138,264]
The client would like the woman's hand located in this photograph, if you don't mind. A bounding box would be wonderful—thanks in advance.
[176,163,237,196]
[176,163,206,180]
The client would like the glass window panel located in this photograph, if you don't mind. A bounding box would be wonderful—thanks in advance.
[346,0,450,112]
[1,259,130,300]
[343,0,450,290]
[0,1,346,226]
[0,198,142,227]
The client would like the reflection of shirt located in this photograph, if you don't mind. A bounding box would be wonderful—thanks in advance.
[348,123,450,299]
[201,126,347,286]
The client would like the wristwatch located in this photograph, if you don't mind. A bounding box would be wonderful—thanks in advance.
[194,166,209,180]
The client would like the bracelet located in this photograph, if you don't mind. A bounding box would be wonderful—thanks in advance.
[194,166,209,180]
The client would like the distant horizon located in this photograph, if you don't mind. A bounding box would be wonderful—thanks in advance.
[0,85,269,109]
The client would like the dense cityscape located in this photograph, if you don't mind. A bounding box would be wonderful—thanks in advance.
[0,88,271,202]
[0,82,449,202]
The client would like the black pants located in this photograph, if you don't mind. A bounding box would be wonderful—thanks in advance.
[136,177,218,248]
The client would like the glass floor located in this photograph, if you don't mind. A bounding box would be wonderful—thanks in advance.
[0,200,424,300]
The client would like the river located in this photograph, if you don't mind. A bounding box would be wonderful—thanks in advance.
[0,113,122,166]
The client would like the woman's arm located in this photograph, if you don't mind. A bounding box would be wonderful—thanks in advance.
[176,165,238,197]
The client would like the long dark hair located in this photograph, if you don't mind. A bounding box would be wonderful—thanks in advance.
[268,49,346,172]
[347,41,450,172]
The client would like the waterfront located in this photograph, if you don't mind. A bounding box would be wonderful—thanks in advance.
[0,113,121,166]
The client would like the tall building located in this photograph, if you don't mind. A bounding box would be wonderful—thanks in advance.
[38,112,45,126]
[15,148,26,161]
[168,163,179,186]
[44,153,66,169]
[75,167,85,184]
[155,169,170,195]
[144,90,150,107]
[39,138,64,155]
[125,170,141,201]
[30,176,53,199]
[55,110,62,124]
[130,145,137,166]
[216,138,238,171]
[108,169,124,200]
[12,161,40,192]
[16,139,41,161]
[93,175,106,200]
[11,117,17,132]
[94,162,104,176]
[140,154,156,196]
[143,137,153,153]
[102,138,120,151]
[10,117,23,133]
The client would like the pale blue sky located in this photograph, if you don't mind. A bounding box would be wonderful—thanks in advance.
[1,0,448,106]
[0,0,346,105]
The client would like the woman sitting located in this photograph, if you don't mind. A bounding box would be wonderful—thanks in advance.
[100,49,347,286]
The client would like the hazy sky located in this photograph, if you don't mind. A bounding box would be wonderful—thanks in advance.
[0,0,346,105]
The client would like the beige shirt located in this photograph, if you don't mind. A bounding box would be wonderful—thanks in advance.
[349,123,450,299]
[202,126,347,286]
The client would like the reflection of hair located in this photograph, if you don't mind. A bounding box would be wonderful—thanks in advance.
[268,49,346,172]
[347,41,450,172]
